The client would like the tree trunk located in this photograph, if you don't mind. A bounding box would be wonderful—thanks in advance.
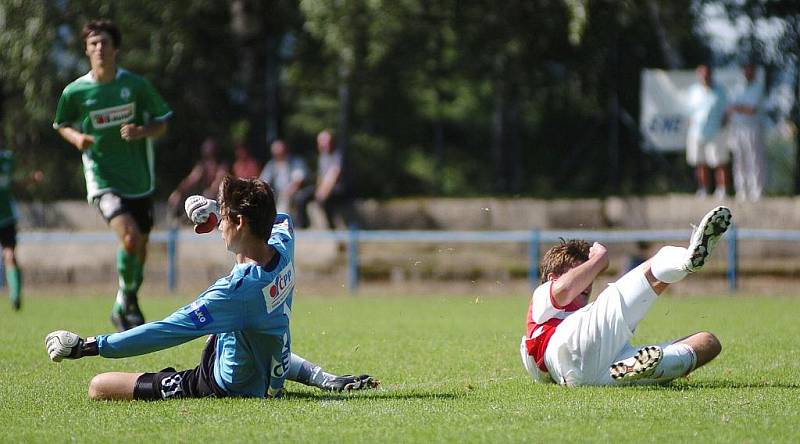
[231,0,267,155]
[646,0,683,69]
[491,79,506,193]
[794,67,800,194]
[265,34,282,143]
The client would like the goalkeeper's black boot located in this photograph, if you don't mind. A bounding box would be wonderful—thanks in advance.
[322,374,380,392]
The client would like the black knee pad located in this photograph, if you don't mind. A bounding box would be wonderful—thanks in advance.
[133,373,159,400]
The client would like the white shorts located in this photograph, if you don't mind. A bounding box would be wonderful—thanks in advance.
[686,131,729,168]
[542,272,656,386]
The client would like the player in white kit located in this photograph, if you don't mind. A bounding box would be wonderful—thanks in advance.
[520,206,732,386]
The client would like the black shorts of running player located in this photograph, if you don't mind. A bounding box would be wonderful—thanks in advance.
[92,192,154,234]
[0,222,17,249]
[133,335,227,400]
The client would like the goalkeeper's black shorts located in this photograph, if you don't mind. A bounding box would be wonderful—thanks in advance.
[133,335,227,400]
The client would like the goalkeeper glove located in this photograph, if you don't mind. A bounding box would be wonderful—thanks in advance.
[184,195,220,234]
[45,331,98,362]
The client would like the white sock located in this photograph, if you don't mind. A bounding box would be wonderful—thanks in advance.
[645,343,696,383]
[650,246,689,284]
[286,353,336,388]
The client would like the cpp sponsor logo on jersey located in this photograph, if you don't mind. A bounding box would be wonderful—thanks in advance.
[270,333,291,380]
[89,103,135,129]
[262,265,294,313]
[188,300,214,328]
[270,355,285,379]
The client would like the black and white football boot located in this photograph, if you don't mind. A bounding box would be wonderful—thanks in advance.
[684,206,732,273]
[610,345,663,382]
[322,374,380,392]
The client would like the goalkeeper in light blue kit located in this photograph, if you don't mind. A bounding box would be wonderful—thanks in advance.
[46,176,378,399]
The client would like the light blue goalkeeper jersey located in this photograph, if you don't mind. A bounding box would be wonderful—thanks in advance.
[96,214,296,397]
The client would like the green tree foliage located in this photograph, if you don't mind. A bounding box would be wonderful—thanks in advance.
[0,0,727,200]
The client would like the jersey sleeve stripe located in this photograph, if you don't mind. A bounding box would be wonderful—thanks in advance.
[151,111,174,122]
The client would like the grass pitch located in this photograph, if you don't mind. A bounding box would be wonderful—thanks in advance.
[1,289,799,443]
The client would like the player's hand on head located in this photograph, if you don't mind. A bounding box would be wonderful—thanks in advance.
[184,195,220,234]
[589,242,609,269]
[45,330,83,362]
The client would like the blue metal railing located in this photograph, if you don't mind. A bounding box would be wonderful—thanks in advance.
[17,226,800,293]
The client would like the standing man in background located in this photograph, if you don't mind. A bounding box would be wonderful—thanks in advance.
[53,19,173,331]
[686,64,728,199]
[727,63,766,201]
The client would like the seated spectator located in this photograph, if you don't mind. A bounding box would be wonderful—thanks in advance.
[260,139,309,216]
[296,130,351,229]
[232,143,261,179]
[168,137,228,217]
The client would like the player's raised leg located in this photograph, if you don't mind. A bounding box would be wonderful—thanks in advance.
[609,206,731,383]
[286,353,379,392]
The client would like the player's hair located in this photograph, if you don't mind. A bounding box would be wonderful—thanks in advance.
[82,19,122,48]
[218,175,276,240]
[539,238,590,283]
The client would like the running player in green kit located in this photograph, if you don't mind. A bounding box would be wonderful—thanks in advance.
[53,19,173,331]
[0,148,23,310]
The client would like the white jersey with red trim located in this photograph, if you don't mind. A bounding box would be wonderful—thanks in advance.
[523,280,586,377]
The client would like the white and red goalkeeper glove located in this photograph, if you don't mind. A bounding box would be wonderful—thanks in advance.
[45,330,98,362]
[184,195,220,234]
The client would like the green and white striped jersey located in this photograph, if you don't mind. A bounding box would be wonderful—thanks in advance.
[53,68,172,201]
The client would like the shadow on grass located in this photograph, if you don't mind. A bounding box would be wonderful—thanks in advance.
[284,391,460,401]
[679,379,800,390]
[626,379,800,390]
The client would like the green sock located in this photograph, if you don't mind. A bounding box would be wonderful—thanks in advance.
[133,257,144,293]
[116,249,142,294]
[7,266,21,307]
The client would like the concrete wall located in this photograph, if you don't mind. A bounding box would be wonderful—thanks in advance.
[21,194,800,231]
[14,196,799,291]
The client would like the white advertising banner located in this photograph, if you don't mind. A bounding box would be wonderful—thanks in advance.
[640,68,756,152]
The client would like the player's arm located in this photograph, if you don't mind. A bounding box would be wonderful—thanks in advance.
[46,290,244,361]
[120,119,168,141]
[551,242,608,307]
[122,77,172,141]
[168,164,204,208]
[53,88,94,151]
[56,127,95,152]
